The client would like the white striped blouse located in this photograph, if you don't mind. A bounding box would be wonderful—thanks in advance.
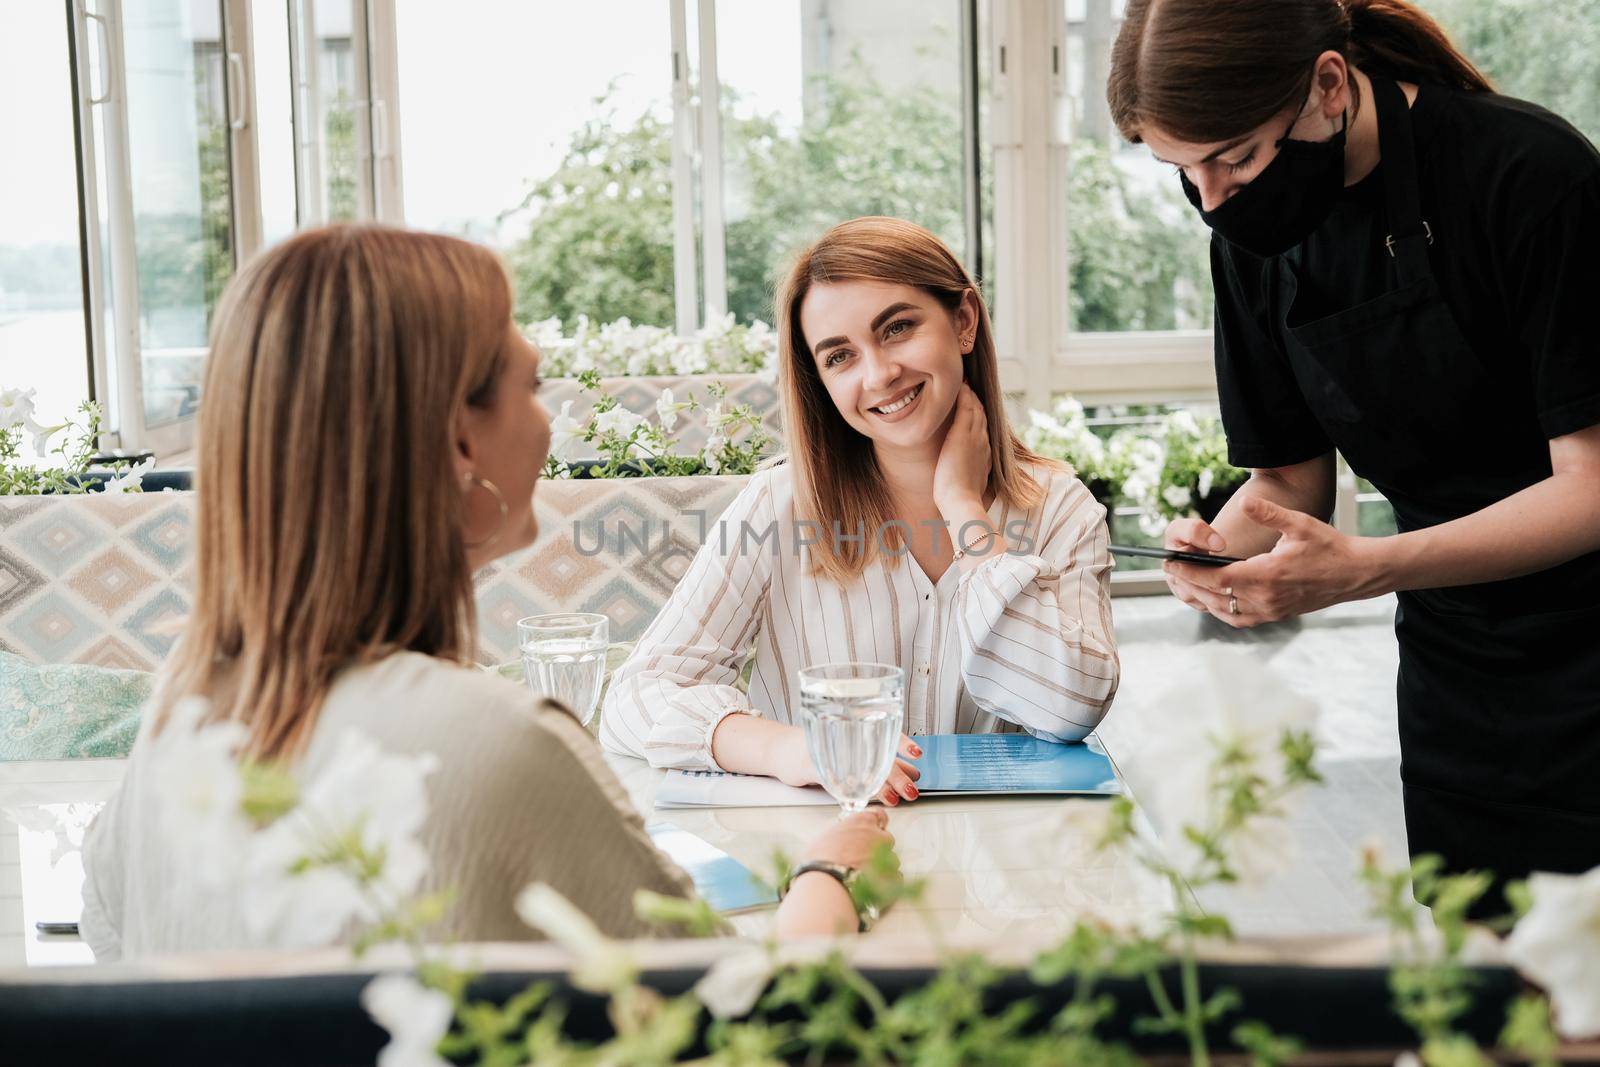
[599,460,1120,770]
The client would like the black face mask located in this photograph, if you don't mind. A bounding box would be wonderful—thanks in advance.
[1179,114,1348,258]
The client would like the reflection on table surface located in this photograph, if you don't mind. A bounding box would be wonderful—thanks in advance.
[1,595,1408,969]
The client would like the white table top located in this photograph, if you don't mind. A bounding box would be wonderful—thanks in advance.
[0,595,1412,970]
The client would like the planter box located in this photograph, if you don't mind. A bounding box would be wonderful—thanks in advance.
[0,475,752,673]
[540,374,784,460]
[0,958,1539,1067]
[476,474,749,660]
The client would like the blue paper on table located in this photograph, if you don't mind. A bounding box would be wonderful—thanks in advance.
[909,734,1121,795]
[646,822,779,914]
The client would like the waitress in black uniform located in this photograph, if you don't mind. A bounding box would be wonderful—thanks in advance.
[1108,0,1600,908]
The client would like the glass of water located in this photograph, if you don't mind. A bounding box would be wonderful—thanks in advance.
[518,613,609,727]
[797,662,905,816]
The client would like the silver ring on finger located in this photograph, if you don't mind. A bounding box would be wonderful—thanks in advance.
[1228,596,1239,616]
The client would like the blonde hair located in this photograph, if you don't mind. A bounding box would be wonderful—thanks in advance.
[157,225,513,760]
[775,216,1051,583]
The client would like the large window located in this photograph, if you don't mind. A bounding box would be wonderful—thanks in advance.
[121,0,235,430]
[396,0,976,335]
[1061,0,1210,335]
[716,0,971,325]
[395,0,677,331]
[12,0,397,458]
[7,0,1595,526]
[0,5,91,427]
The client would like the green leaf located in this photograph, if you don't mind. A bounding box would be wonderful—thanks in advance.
[1231,1019,1304,1067]
[1499,993,1559,1067]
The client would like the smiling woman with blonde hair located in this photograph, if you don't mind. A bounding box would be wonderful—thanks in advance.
[81,225,891,958]
[603,216,1120,798]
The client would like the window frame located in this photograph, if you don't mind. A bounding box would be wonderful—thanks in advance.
[65,0,392,457]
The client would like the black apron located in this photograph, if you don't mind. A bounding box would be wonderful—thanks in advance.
[1274,77,1600,910]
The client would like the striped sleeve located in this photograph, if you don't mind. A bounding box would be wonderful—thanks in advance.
[953,473,1119,741]
[598,471,776,770]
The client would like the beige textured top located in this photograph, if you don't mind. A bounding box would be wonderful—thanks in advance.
[81,652,696,961]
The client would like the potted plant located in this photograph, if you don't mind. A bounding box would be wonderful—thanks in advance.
[1023,396,1123,519]
[544,372,775,480]
[0,388,153,495]
[1115,409,1248,536]
[528,312,778,380]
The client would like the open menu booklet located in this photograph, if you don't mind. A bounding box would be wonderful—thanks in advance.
[652,733,1122,809]
[645,822,778,913]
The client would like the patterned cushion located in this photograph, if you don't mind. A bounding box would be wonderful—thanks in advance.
[0,651,150,760]
[1,474,750,672]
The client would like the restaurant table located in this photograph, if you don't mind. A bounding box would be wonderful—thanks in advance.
[1,594,1409,968]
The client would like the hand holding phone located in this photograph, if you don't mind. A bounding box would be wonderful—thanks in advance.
[1110,544,1244,567]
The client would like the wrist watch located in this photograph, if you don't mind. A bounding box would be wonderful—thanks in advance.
[778,860,879,931]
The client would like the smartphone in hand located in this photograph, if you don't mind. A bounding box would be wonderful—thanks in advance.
[1109,544,1244,567]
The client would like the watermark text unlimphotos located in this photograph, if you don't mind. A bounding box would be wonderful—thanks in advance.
[571,511,1037,559]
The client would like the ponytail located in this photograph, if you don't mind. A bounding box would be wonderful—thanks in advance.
[1110,0,1492,146]
[1345,0,1493,94]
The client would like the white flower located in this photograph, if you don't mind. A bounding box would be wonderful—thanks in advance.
[243,730,438,947]
[1054,396,1087,424]
[1162,484,1193,510]
[104,456,154,494]
[1505,865,1600,1038]
[1168,409,1202,439]
[1136,511,1169,539]
[0,386,37,431]
[516,883,637,993]
[702,431,726,475]
[26,417,58,457]
[704,403,732,434]
[361,973,454,1067]
[547,400,582,463]
[1028,410,1062,435]
[1123,649,1319,886]
[695,942,831,1019]
[148,699,253,890]
[1198,467,1215,500]
[526,317,565,352]
[592,405,645,440]
[655,388,679,433]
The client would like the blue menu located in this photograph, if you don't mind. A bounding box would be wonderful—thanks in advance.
[910,734,1121,795]
[646,822,779,913]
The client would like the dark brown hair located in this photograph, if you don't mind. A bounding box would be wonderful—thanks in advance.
[1109,0,1493,145]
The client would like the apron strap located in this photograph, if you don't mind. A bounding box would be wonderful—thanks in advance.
[1372,76,1434,285]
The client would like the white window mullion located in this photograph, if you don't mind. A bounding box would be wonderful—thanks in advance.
[365,0,404,223]
[70,0,116,439]
[223,0,264,262]
[991,0,1055,411]
[988,0,1020,387]
[1047,0,1070,361]
[82,0,147,449]
[347,0,376,220]
[959,0,983,278]
[668,0,700,336]
[290,0,325,226]
[695,0,727,322]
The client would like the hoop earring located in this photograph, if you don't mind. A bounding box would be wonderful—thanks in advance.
[462,473,508,551]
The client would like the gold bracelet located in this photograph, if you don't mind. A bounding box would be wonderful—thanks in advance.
[951,525,995,561]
